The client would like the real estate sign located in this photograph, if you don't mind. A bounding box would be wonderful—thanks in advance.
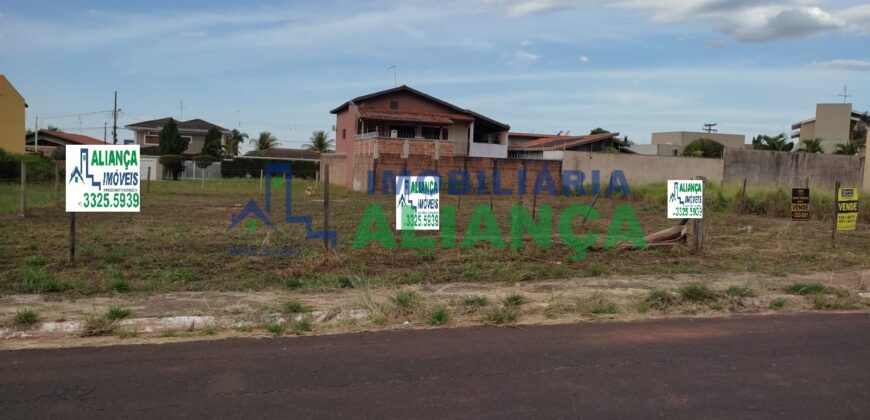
[791,188,810,221]
[836,187,859,231]
[395,175,440,230]
[66,145,141,212]
[667,180,703,219]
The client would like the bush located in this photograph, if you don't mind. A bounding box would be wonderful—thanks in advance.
[682,138,725,158]
[0,150,57,181]
[428,306,449,326]
[14,308,40,325]
[158,155,185,181]
[784,282,828,295]
[677,283,719,302]
[645,290,676,308]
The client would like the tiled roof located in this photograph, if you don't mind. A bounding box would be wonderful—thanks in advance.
[358,109,472,124]
[331,85,510,130]
[509,132,624,151]
[26,130,106,145]
[125,118,228,132]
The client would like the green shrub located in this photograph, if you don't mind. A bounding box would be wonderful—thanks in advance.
[483,307,518,324]
[645,289,676,308]
[106,306,132,320]
[291,319,312,334]
[784,282,828,295]
[769,298,787,310]
[462,295,488,308]
[390,291,421,313]
[428,306,449,326]
[284,277,303,289]
[503,293,526,307]
[590,304,618,314]
[283,299,307,314]
[266,322,284,335]
[725,285,755,298]
[14,308,40,325]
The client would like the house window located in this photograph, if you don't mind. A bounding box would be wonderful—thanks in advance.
[391,125,415,138]
[442,128,449,140]
[145,133,159,144]
[390,101,398,110]
[342,128,346,140]
[422,127,442,140]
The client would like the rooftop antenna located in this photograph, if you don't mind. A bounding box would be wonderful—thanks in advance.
[386,65,397,87]
[703,122,718,133]
[837,85,850,103]
[178,100,185,120]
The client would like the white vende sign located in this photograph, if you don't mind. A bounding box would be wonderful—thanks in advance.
[66,145,141,212]
[667,179,703,219]
[396,175,440,230]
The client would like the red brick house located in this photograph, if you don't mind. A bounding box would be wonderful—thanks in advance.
[329,85,509,189]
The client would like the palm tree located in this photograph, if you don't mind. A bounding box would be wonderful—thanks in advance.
[250,131,279,152]
[799,138,824,154]
[835,142,860,155]
[305,130,334,153]
[752,133,794,151]
[852,112,868,149]
[224,129,247,156]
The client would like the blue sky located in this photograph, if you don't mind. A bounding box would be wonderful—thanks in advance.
[1,0,868,152]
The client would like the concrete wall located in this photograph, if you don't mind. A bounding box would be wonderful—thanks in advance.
[562,151,724,185]
[722,149,865,189]
[320,153,348,188]
[628,144,681,156]
[815,104,852,153]
[651,131,746,150]
[0,75,26,154]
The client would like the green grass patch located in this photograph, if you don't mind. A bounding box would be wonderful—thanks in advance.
[265,322,284,335]
[284,277,303,289]
[14,308,39,325]
[106,306,132,320]
[109,271,131,293]
[590,303,618,314]
[283,299,307,314]
[645,289,676,309]
[462,295,489,309]
[290,319,312,334]
[428,305,449,326]
[769,297,787,310]
[677,283,719,302]
[724,285,755,298]
[784,282,828,295]
[503,293,526,307]
[81,313,114,337]
[483,306,518,324]
[389,291,421,313]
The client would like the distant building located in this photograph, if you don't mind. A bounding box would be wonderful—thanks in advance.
[0,75,27,154]
[330,85,510,188]
[791,103,868,154]
[124,117,230,156]
[508,131,629,160]
[632,131,747,156]
[25,130,106,155]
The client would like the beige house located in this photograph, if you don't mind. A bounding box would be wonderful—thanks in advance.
[0,75,27,154]
[642,131,747,156]
[791,103,868,154]
[124,117,230,156]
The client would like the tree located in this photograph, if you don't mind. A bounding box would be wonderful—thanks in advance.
[46,125,59,132]
[835,141,860,155]
[158,119,189,180]
[799,138,824,154]
[305,130,334,153]
[224,129,247,156]
[852,112,868,149]
[202,127,223,158]
[251,131,279,152]
[752,133,793,151]
[682,138,724,158]
[590,127,610,135]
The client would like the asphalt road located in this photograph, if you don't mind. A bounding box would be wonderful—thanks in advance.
[1,313,869,419]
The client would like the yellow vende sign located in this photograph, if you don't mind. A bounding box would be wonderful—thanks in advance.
[836,187,859,231]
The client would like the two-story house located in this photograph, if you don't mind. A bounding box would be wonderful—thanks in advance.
[124,117,230,156]
[0,75,27,154]
[330,85,509,188]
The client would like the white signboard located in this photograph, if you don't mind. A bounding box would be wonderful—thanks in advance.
[396,175,440,230]
[667,179,703,219]
[66,145,141,212]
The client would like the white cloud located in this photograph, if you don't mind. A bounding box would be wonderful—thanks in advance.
[485,0,576,17]
[511,50,540,64]
[811,59,870,72]
[578,55,590,63]
[520,39,532,46]
[614,1,850,42]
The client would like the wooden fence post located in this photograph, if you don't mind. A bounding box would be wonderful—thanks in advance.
[69,212,76,263]
[54,165,59,206]
[147,167,152,193]
[692,176,706,254]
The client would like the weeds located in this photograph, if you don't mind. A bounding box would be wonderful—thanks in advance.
[725,285,755,298]
[389,291,421,315]
[106,306,132,320]
[483,306,518,324]
[590,303,618,314]
[784,282,828,295]
[14,308,39,325]
[266,322,285,335]
[81,313,114,337]
[678,283,719,302]
[645,290,676,309]
[503,293,526,307]
[291,319,312,334]
[769,297,787,310]
[109,271,131,293]
[462,295,488,309]
[116,330,138,339]
[428,306,449,326]
[284,277,303,289]
[283,299,307,314]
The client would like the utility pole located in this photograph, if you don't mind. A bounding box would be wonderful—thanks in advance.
[34,116,39,153]
[386,65,397,87]
[104,122,107,143]
[179,101,184,120]
[113,91,118,145]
